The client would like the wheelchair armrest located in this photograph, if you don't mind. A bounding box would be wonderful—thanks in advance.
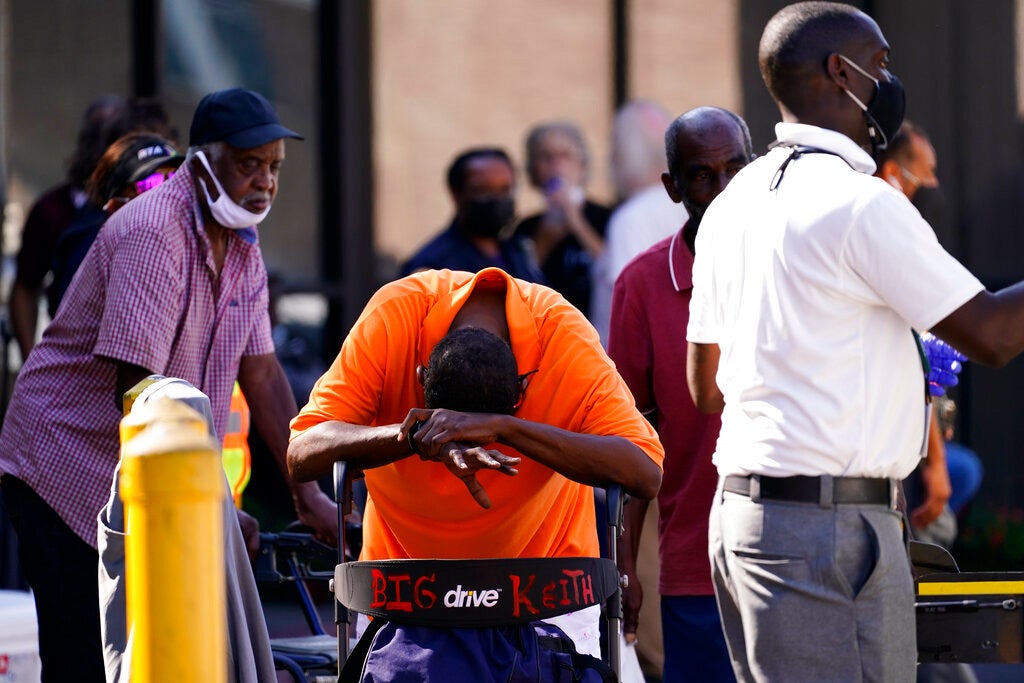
[254,529,337,584]
[605,485,626,531]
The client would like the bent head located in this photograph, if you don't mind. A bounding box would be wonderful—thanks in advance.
[420,327,521,414]
[662,107,753,228]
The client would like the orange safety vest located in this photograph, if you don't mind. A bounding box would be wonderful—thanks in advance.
[222,382,251,508]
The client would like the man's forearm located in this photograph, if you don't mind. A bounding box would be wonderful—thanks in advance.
[10,281,40,360]
[498,417,661,500]
[287,421,413,481]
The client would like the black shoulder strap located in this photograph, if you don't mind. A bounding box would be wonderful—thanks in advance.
[335,557,619,627]
[339,617,385,683]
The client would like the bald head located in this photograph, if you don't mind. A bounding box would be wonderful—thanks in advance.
[759,2,881,118]
[662,107,753,233]
[665,107,752,182]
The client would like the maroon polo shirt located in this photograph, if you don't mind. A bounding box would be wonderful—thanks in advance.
[608,222,722,596]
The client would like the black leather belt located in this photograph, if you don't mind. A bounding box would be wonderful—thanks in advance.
[724,474,896,508]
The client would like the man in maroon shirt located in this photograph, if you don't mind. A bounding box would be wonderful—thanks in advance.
[609,106,753,682]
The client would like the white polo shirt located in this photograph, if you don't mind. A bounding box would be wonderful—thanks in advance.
[687,123,984,480]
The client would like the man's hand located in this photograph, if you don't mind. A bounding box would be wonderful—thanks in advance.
[399,408,504,452]
[398,410,520,509]
[294,487,340,547]
[435,441,520,509]
[621,566,643,644]
[235,508,261,561]
[911,456,953,529]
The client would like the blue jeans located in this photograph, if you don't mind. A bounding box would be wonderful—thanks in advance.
[661,595,735,682]
[945,442,983,513]
[1,475,105,682]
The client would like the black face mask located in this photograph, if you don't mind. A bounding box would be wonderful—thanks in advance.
[838,54,906,154]
[460,197,515,238]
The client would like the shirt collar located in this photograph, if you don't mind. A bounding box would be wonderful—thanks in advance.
[668,222,695,292]
[774,122,877,174]
[418,267,543,375]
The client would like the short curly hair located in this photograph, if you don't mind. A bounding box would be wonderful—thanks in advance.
[423,327,519,414]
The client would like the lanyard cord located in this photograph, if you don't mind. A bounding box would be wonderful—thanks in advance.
[767,143,853,191]
[768,142,929,399]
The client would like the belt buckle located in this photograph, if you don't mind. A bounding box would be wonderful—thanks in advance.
[749,475,762,503]
[818,474,833,509]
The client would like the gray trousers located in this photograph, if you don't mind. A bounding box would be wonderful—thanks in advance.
[709,478,916,683]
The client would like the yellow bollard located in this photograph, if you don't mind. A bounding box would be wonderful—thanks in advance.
[119,397,227,683]
[122,374,167,416]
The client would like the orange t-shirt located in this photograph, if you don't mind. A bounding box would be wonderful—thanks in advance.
[290,268,664,560]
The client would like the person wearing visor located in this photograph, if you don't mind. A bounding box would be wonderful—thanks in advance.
[0,88,337,682]
[48,132,184,315]
[685,2,1024,680]
[96,134,183,213]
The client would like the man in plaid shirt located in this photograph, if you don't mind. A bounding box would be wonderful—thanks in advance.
[0,88,337,682]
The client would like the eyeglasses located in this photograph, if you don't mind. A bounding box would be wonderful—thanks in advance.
[134,169,176,194]
[511,369,539,412]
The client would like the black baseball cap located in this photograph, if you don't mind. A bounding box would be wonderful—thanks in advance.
[189,88,303,148]
[105,136,184,201]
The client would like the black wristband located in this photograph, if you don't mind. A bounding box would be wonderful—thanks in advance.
[407,419,425,456]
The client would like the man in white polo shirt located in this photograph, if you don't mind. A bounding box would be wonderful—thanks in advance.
[687,2,1024,681]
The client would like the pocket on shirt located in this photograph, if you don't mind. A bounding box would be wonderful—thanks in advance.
[214,301,260,361]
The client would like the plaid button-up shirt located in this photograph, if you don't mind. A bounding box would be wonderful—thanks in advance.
[0,163,275,546]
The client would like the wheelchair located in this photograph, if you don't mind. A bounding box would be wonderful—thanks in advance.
[259,460,628,682]
[255,527,339,682]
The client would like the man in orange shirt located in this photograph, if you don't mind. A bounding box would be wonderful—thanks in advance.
[288,267,663,656]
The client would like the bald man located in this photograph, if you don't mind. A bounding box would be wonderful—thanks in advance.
[610,107,753,682]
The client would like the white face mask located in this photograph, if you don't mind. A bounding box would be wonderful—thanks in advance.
[194,150,270,229]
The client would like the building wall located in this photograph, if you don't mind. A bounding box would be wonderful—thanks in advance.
[371,0,740,276]
[371,1,614,275]
[631,0,741,116]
